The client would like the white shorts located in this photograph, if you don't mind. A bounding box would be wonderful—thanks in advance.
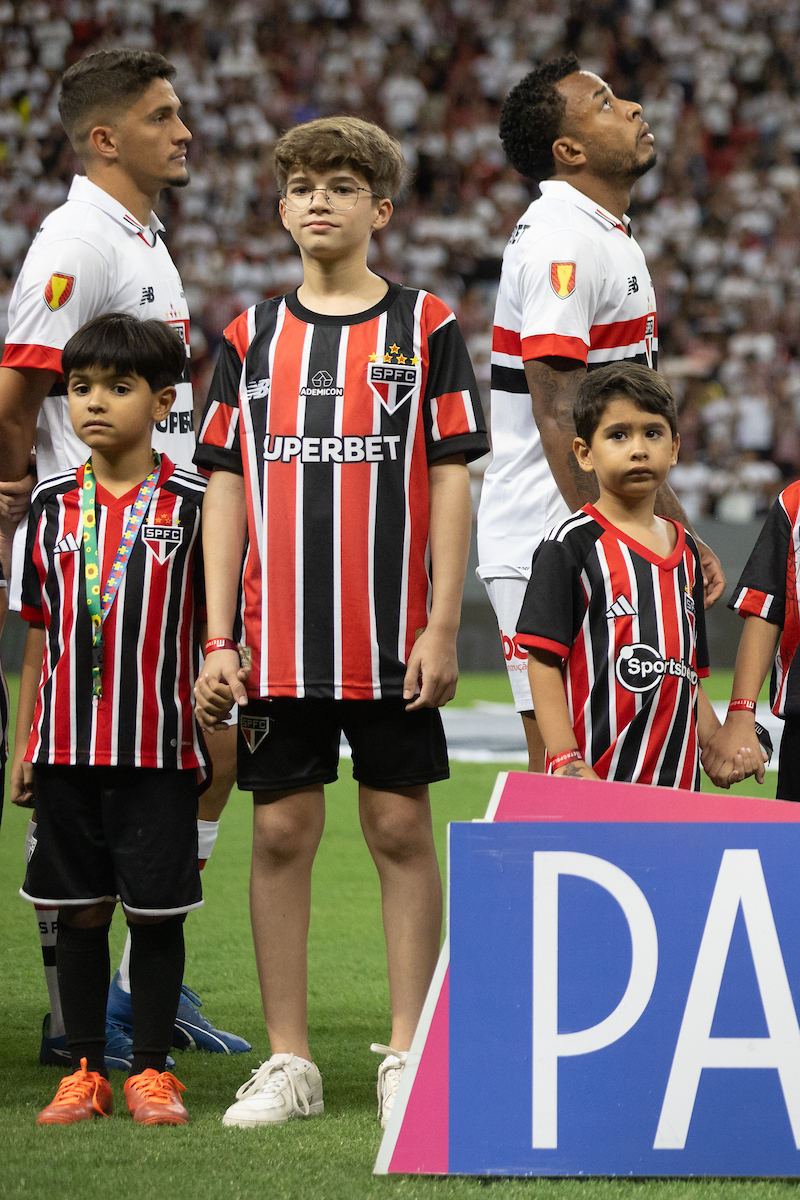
[483,576,533,713]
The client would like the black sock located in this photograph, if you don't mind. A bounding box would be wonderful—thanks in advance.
[56,921,111,1078]
[128,914,185,1077]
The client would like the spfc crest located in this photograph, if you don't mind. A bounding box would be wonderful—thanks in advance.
[142,523,183,562]
[550,261,576,299]
[240,714,270,753]
[367,359,421,415]
[43,273,75,310]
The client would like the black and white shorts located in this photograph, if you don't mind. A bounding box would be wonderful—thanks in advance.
[237,698,449,795]
[21,764,203,917]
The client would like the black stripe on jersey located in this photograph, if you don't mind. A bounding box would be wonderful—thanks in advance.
[373,297,419,693]
[301,323,338,697]
[491,364,528,393]
[586,556,612,766]
[157,532,189,767]
[657,560,693,786]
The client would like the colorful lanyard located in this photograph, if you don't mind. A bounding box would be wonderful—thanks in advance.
[81,454,161,699]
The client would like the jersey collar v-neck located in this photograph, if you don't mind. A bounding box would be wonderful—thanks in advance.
[67,175,164,246]
[585,502,685,570]
[78,455,173,512]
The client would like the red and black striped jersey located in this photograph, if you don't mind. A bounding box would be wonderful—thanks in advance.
[195,283,489,700]
[516,505,709,789]
[730,482,800,717]
[21,456,207,771]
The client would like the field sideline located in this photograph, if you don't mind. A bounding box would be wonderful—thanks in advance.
[0,672,787,1200]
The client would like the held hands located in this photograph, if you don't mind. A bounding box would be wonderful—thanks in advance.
[701,716,769,789]
[194,648,249,733]
[403,625,458,711]
[0,472,35,527]
[10,755,34,808]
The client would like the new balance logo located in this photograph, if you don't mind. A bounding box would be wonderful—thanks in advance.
[606,595,637,619]
[246,378,271,400]
[54,532,80,554]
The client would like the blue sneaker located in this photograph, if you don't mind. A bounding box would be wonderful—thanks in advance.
[172,985,251,1054]
[40,1013,71,1066]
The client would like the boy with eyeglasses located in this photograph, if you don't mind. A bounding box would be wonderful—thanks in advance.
[194,116,489,1128]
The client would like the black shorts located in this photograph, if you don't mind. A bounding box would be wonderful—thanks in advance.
[22,765,202,916]
[778,716,800,802]
[237,698,449,795]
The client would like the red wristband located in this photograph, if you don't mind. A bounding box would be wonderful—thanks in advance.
[205,638,237,655]
[728,699,756,713]
[550,749,583,772]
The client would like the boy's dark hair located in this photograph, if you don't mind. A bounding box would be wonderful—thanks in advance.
[574,363,678,444]
[61,313,186,392]
[59,49,175,153]
[499,53,580,183]
[273,116,405,200]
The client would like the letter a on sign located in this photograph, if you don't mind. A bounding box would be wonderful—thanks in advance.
[654,849,800,1149]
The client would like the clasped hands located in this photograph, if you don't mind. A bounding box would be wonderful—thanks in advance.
[701,717,769,789]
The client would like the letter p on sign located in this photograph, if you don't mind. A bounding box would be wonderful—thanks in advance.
[532,852,659,1148]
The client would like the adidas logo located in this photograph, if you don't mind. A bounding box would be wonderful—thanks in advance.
[54,532,80,554]
[606,595,637,619]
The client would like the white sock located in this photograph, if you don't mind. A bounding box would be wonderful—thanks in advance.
[197,818,220,864]
[29,822,66,1038]
[117,931,132,993]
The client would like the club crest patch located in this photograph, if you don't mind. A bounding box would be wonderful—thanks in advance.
[142,523,183,561]
[241,714,270,753]
[550,261,576,299]
[43,273,75,311]
[367,345,421,415]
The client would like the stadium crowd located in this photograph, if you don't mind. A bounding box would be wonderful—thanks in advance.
[2,0,800,523]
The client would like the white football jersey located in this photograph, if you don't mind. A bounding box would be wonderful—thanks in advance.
[2,174,194,480]
[476,180,658,581]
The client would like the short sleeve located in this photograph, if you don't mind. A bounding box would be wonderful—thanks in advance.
[516,230,601,364]
[516,536,586,658]
[422,302,489,465]
[20,495,45,621]
[1,238,111,373]
[729,495,791,627]
[194,332,244,475]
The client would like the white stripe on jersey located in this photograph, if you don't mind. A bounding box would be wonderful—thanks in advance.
[293,324,314,699]
[368,312,389,698]
[332,325,349,700]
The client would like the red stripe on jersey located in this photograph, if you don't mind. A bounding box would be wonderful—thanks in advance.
[225,311,252,364]
[521,333,588,363]
[734,587,772,619]
[431,391,474,440]
[201,401,235,450]
[492,326,522,356]
[515,633,570,658]
[261,312,305,696]
[405,400,431,667]
[1,342,62,372]
[590,315,652,350]
[598,533,637,746]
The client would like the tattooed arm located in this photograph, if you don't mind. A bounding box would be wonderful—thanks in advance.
[524,357,725,608]
[524,357,598,511]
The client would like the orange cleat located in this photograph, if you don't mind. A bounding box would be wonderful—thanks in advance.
[124,1069,188,1125]
[36,1058,113,1125]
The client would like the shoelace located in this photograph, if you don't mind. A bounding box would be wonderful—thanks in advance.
[51,1058,110,1118]
[370,1043,408,1116]
[234,1056,311,1115]
[131,1070,186,1101]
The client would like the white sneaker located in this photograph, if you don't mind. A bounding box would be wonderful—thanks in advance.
[370,1042,408,1129]
[222,1053,323,1127]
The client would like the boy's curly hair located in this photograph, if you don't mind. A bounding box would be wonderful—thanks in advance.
[499,53,580,183]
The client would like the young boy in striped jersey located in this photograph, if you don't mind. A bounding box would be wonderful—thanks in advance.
[11,313,208,1126]
[194,116,489,1128]
[517,363,762,789]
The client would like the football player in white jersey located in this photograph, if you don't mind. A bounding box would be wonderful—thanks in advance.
[0,49,249,1067]
[476,53,725,771]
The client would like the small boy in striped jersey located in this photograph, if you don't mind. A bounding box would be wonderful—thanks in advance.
[11,313,208,1126]
[517,362,763,789]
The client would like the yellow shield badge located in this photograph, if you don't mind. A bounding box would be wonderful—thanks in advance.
[550,261,576,299]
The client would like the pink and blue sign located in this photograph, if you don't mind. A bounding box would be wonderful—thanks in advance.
[375,772,800,1177]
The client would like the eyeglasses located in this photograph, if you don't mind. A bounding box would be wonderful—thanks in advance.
[282,184,381,212]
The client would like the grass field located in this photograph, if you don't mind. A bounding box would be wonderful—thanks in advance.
[0,672,786,1200]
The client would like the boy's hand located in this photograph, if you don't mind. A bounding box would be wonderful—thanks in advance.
[195,648,249,733]
[403,626,458,711]
[701,717,768,787]
[10,755,34,808]
[695,538,725,608]
[553,760,600,781]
